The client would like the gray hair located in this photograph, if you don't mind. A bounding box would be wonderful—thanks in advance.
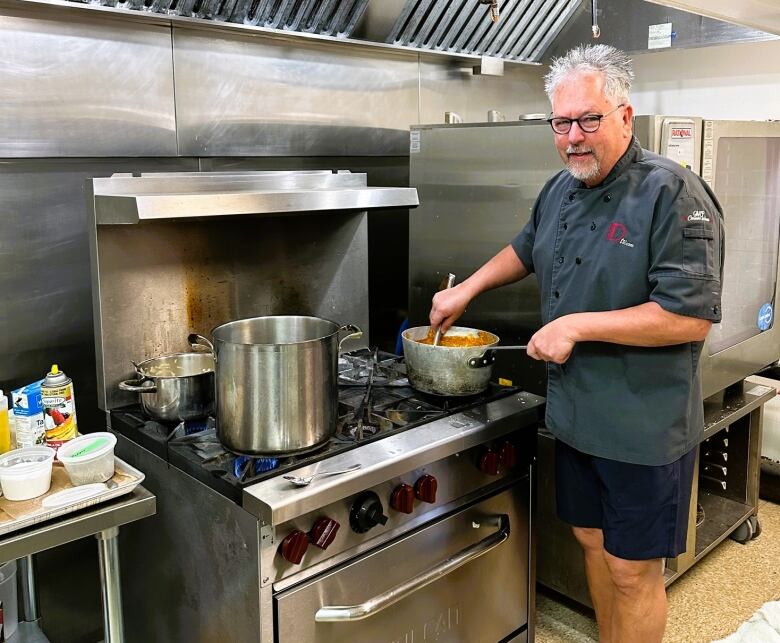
[544,44,634,103]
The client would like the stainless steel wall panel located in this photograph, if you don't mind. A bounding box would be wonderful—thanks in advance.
[173,28,419,156]
[0,10,177,157]
[419,59,549,126]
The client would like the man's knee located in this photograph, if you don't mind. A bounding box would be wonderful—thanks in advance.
[571,526,604,553]
[604,553,662,597]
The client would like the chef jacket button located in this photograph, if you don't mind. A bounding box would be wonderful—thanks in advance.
[575,257,582,264]
[590,222,597,231]
[604,194,612,202]
[568,193,575,201]
[554,290,560,298]
[558,257,564,264]
[563,222,568,230]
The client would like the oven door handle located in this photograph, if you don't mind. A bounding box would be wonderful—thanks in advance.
[314,513,510,623]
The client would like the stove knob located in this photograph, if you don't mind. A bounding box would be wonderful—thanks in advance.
[349,491,389,533]
[308,517,340,550]
[479,449,500,476]
[499,441,517,468]
[390,483,415,514]
[279,530,309,565]
[414,474,438,503]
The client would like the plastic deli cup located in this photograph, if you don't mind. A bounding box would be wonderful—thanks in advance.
[0,446,56,501]
[57,432,117,486]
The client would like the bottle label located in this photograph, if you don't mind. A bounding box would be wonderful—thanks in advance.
[41,381,78,448]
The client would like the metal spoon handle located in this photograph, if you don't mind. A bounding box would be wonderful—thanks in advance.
[315,464,362,478]
[433,273,456,347]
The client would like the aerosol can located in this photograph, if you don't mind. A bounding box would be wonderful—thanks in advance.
[41,364,78,449]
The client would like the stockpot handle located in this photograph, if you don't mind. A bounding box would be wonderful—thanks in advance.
[467,345,529,369]
[188,333,216,356]
[315,514,509,623]
[337,324,363,352]
[118,379,157,394]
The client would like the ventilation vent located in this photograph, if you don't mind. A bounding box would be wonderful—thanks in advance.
[387,0,581,62]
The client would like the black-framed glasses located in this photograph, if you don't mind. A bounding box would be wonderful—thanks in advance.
[547,103,625,135]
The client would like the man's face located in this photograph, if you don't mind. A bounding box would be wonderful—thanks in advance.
[550,71,634,187]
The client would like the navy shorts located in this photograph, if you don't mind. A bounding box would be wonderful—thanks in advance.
[555,439,696,561]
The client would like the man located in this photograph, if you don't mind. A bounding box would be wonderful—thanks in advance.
[429,45,723,643]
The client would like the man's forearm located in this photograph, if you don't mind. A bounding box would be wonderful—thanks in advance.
[461,245,529,299]
[565,301,712,347]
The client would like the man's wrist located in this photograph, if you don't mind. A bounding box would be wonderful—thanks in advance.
[564,312,589,343]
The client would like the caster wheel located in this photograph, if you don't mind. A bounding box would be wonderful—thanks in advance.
[730,519,754,544]
[749,515,762,539]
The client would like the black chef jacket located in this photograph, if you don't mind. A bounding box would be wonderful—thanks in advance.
[512,137,724,466]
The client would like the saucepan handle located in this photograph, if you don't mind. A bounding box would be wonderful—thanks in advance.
[467,345,528,369]
[337,324,363,352]
[118,379,157,394]
[188,333,216,358]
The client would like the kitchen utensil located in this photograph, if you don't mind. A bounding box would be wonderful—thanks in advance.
[402,326,528,396]
[283,463,362,487]
[189,316,362,456]
[119,352,215,422]
[432,273,456,347]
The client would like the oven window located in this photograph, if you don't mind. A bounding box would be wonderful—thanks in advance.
[707,136,780,355]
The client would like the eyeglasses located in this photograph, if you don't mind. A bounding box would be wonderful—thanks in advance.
[547,103,625,135]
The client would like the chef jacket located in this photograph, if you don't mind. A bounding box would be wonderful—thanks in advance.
[512,137,724,466]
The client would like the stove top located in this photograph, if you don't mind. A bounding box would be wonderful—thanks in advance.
[110,349,520,503]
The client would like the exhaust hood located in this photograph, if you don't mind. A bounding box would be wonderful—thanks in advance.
[643,0,780,36]
[51,0,582,64]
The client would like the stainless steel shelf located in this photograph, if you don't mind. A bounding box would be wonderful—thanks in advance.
[0,487,155,562]
[8,620,50,643]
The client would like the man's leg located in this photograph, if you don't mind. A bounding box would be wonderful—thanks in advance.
[604,552,666,643]
[571,527,614,643]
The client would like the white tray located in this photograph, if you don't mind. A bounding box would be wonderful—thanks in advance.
[0,457,145,536]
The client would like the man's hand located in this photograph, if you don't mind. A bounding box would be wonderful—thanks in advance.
[528,316,578,364]
[429,283,473,335]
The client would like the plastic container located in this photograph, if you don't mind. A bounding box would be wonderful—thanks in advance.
[0,446,56,501]
[57,432,117,485]
[0,559,19,639]
[0,391,10,454]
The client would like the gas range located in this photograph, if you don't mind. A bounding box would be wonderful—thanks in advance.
[112,349,545,643]
[110,349,524,503]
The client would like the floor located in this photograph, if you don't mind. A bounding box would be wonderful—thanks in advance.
[536,499,780,643]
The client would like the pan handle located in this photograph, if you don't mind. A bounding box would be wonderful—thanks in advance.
[119,378,157,394]
[188,333,216,357]
[467,345,528,369]
[337,324,363,352]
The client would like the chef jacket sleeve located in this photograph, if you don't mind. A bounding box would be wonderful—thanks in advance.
[511,194,543,274]
[647,177,724,322]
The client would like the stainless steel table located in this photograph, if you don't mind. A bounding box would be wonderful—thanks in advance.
[0,486,156,643]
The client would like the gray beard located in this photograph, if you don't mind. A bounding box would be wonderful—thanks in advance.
[566,155,600,182]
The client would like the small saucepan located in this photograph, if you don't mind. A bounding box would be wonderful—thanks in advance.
[401,326,527,396]
[118,352,215,422]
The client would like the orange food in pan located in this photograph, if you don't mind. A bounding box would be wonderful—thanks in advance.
[418,329,494,347]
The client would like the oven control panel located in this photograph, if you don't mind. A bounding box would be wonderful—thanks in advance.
[269,430,534,580]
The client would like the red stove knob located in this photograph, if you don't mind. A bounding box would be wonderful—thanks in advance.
[499,441,517,468]
[309,517,340,550]
[390,483,415,514]
[479,449,500,476]
[415,474,438,503]
[280,530,309,564]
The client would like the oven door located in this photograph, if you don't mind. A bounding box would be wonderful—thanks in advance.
[275,482,529,642]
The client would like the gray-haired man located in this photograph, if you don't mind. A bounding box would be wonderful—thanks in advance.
[429,44,724,642]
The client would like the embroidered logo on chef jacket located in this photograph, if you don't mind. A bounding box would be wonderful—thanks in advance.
[606,222,635,248]
[685,210,711,223]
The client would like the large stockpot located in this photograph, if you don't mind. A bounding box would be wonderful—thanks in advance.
[190,316,361,456]
[118,353,215,422]
[402,325,523,396]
